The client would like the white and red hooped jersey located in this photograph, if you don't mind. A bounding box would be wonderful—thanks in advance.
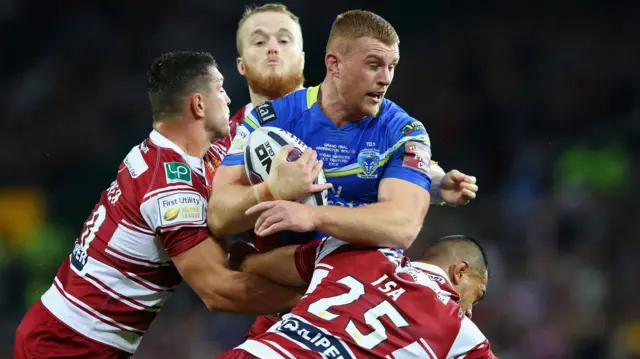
[233,238,498,359]
[40,130,216,353]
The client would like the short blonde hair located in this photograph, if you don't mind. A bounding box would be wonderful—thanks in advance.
[236,3,301,56]
[326,10,399,53]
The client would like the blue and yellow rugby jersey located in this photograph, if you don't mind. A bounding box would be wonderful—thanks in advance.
[224,85,433,208]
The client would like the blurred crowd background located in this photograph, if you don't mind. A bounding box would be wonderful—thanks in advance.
[1,0,639,358]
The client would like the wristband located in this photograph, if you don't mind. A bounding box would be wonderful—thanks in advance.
[252,182,278,203]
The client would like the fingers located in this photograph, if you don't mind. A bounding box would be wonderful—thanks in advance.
[245,201,277,216]
[276,145,293,158]
[306,149,318,168]
[448,169,477,185]
[256,222,285,237]
[463,175,477,185]
[310,182,333,193]
[256,212,284,235]
[447,169,465,182]
[273,145,294,167]
[310,160,325,178]
[298,148,313,164]
[460,182,478,193]
[461,188,476,200]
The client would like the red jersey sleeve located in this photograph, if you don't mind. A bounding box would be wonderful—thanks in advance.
[294,240,322,283]
[139,188,211,257]
[162,227,211,257]
[447,316,498,359]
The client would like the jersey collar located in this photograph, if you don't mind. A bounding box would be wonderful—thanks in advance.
[306,85,382,118]
[244,102,254,117]
[411,262,453,287]
[149,130,203,171]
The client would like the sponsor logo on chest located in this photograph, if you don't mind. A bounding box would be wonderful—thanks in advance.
[164,162,192,185]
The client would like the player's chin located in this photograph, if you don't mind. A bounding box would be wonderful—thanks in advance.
[210,121,230,138]
[360,102,379,117]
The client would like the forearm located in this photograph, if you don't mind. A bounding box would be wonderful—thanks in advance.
[240,245,305,287]
[205,270,302,315]
[428,162,446,205]
[208,182,272,237]
[311,201,428,250]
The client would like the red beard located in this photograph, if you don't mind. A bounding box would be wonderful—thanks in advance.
[244,61,305,100]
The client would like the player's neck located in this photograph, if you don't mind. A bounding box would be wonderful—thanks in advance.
[319,80,365,128]
[248,84,304,107]
[153,119,209,159]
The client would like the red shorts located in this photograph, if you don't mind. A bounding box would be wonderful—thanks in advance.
[245,315,279,340]
[216,349,259,359]
[14,300,133,359]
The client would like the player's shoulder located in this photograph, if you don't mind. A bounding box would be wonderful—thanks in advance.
[446,316,492,358]
[230,103,251,124]
[377,98,428,140]
[247,87,313,128]
[122,132,200,196]
[272,86,314,111]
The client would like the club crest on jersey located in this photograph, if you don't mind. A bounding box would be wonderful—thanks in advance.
[255,101,277,125]
[164,162,192,185]
[357,148,381,179]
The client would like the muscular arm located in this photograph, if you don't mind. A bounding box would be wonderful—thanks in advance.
[239,245,306,287]
[311,178,430,250]
[172,236,301,314]
[208,165,270,237]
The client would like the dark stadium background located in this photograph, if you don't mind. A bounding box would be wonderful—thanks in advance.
[1,0,639,358]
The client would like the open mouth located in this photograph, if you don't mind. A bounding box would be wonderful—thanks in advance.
[367,92,384,101]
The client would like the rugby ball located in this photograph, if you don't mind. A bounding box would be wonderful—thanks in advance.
[244,127,328,206]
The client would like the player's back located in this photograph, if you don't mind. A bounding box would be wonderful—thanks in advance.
[238,238,493,359]
[40,130,211,353]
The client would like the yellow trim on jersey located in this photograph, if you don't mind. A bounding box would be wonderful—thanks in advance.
[323,134,430,178]
[305,84,381,117]
[306,86,320,109]
[324,157,391,178]
[244,116,259,130]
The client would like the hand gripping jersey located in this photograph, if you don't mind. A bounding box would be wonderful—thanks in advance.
[223,85,433,213]
[38,130,215,353]
[229,238,498,359]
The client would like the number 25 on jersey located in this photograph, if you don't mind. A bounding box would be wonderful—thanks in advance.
[307,273,409,350]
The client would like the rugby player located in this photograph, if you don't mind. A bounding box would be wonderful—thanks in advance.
[210,10,477,248]
[213,3,306,176]
[219,235,497,358]
[13,51,302,359]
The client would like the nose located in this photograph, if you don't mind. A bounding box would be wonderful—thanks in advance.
[267,36,279,56]
[465,308,473,319]
[377,67,392,87]
[224,93,231,105]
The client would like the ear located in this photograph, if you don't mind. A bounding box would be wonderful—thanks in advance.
[325,52,339,78]
[451,260,470,286]
[301,51,306,68]
[190,93,206,119]
[237,57,246,76]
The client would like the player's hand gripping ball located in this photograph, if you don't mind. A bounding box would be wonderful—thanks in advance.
[244,126,331,205]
